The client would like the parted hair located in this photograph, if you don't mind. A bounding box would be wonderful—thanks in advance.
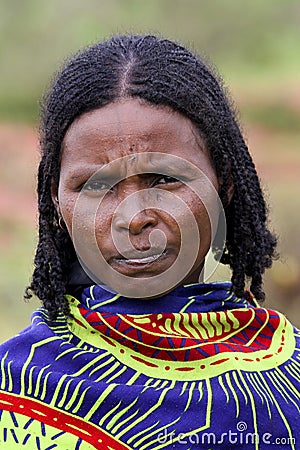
[25,34,277,318]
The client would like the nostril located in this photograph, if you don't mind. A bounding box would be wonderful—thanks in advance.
[114,209,158,235]
[130,210,158,235]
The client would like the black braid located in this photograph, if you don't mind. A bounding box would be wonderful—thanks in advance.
[25,34,277,318]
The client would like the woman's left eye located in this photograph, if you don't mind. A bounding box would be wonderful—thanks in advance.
[153,175,180,186]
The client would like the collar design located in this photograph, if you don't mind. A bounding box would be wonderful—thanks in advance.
[65,282,294,381]
[80,281,253,315]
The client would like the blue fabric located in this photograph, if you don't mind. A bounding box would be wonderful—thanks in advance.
[81,281,252,314]
[0,282,299,449]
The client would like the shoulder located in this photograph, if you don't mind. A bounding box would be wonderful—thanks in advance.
[0,308,69,373]
[0,325,39,358]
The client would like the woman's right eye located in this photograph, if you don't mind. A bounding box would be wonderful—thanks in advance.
[82,180,112,192]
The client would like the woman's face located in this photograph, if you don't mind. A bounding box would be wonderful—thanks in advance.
[54,98,220,297]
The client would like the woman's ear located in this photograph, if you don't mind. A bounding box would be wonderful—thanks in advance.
[51,180,60,213]
[51,180,67,231]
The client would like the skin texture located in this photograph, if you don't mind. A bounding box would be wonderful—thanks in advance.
[52,98,219,296]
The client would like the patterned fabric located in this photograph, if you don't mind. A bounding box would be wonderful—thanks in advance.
[0,282,299,449]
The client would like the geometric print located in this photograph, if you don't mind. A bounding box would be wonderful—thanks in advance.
[0,283,299,449]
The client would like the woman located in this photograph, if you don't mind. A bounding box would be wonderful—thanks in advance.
[0,35,298,449]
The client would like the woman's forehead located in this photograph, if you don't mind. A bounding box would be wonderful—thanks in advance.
[61,98,207,163]
[65,100,191,137]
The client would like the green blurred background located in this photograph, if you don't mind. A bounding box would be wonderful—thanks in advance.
[0,0,299,342]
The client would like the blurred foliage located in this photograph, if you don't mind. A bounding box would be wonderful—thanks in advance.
[0,219,37,325]
[0,0,299,341]
[0,0,299,123]
[243,104,300,133]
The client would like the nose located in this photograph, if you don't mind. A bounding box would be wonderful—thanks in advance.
[114,209,158,235]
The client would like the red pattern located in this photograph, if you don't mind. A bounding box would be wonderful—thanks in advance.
[79,307,280,362]
[0,391,129,450]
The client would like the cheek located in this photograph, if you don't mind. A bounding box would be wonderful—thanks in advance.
[59,192,112,244]
[84,199,119,254]
[183,192,214,252]
[58,198,76,234]
[94,206,115,250]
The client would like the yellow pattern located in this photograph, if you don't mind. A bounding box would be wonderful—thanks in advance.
[68,300,296,381]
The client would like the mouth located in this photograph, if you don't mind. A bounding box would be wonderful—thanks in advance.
[110,249,170,272]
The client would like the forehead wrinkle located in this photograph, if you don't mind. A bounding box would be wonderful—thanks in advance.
[61,132,205,180]
[60,101,209,177]
[62,131,156,159]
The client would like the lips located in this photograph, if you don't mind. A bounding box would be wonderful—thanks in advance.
[118,252,164,265]
[110,249,170,271]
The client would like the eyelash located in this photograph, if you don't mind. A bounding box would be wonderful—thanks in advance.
[82,180,111,192]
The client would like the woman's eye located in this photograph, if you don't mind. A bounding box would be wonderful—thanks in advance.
[153,175,180,186]
[82,180,112,192]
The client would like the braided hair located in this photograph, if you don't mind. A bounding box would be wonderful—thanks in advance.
[25,34,277,319]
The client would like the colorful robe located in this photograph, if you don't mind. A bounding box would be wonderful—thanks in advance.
[0,282,299,449]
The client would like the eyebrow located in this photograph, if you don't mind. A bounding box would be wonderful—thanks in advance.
[147,155,200,178]
[69,169,96,182]
[68,165,126,184]
[68,159,200,186]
